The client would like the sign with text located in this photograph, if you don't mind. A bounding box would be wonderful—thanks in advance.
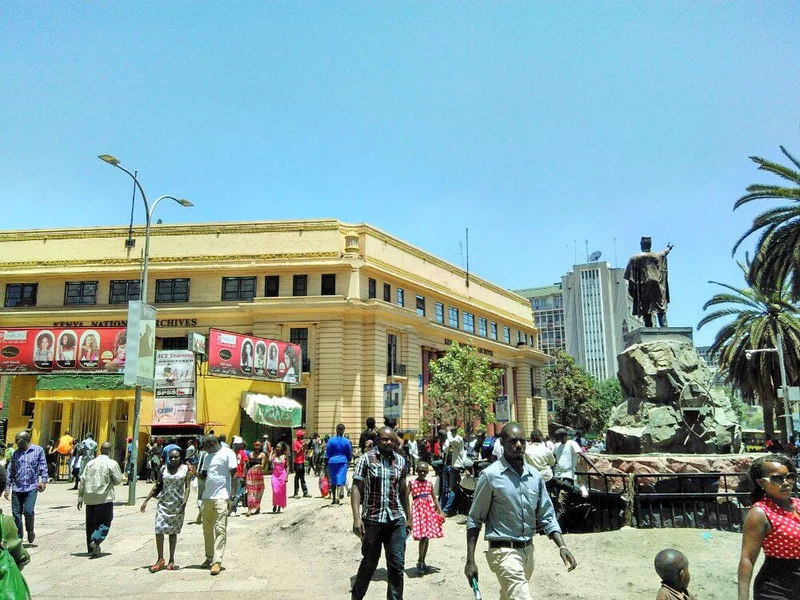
[383,382,403,421]
[124,301,157,387]
[495,395,511,423]
[153,350,196,424]
[207,328,301,383]
[0,327,127,375]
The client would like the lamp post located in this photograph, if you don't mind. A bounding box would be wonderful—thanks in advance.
[745,330,794,441]
[99,154,192,505]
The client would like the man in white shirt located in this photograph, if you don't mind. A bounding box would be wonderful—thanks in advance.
[442,427,467,516]
[77,442,123,558]
[406,434,419,472]
[552,428,590,528]
[524,429,555,482]
[198,434,237,575]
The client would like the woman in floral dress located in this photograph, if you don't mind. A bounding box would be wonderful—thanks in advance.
[270,442,288,513]
[408,461,445,575]
[245,441,268,516]
[141,449,191,571]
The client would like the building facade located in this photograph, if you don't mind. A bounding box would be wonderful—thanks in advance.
[561,261,642,381]
[0,220,548,459]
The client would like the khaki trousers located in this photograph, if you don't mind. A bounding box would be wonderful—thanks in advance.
[487,545,535,600]
[202,499,229,565]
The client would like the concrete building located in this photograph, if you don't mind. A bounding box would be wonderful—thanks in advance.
[562,261,642,381]
[514,284,565,359]
[0,219,549,460]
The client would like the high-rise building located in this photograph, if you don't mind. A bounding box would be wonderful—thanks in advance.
[561,261,643,381]
[513,284,565,358]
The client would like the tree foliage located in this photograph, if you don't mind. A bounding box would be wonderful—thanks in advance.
[544,351,602,433]
[425,342,502,433]
[595,377,623,431]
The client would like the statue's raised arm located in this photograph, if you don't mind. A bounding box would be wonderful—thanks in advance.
[624,236,672,328]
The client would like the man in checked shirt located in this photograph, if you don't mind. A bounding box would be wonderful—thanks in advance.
[4,430,48,544]
[350,426,411,600]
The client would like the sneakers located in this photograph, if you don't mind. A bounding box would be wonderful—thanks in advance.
[303,493,312,498]
[89,540,100,558]
[210,563,221,576]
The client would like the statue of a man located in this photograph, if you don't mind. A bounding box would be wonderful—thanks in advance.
[624,237,673,327]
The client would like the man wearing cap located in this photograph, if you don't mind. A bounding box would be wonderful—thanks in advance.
[624,236,674,328]
[292,431,311,498]
[230,437,248,514]
[465,422,577,600]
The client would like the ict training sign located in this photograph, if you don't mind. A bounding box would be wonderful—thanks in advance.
[153,350,196,424]
[0,327,127,375]
[207,328,302,384]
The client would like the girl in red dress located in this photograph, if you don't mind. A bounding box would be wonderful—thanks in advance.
[408,461,445,575]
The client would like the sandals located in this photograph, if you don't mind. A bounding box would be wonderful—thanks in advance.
[149,559,166,573]
[166,562,176,571]
[416,561,427,576]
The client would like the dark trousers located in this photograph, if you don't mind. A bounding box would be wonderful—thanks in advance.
[549,477,582,525]
[293,463,308,495]
[85,502,114,551]
[352,518,406,600]
[11,490,37,538]
[442,466,460,515]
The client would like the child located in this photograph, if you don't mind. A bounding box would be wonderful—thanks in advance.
[654,548,695,600]
[408,461,445,575]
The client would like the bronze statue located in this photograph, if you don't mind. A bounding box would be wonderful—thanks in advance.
[624,237,673,327]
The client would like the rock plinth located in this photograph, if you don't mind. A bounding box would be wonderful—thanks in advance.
[606,340,742,454]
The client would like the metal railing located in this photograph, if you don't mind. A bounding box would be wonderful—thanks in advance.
[575,471,630,532]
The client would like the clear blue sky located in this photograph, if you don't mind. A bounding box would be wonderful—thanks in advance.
[2,3,799,345]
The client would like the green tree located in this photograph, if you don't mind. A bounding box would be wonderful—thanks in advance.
[543,351,602,433]
[595,378,623,431]
[697,263,800,441]
[732,145,800,298]
[426,342,502,433]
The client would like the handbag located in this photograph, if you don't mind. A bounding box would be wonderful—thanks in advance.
[0,517,31,600]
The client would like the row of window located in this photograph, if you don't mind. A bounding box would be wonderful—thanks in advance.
[4,274,339,307]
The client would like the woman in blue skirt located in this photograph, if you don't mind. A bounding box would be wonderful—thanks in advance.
[325,423,352,506]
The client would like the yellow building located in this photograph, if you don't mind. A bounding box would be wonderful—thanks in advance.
[0,219,549,461]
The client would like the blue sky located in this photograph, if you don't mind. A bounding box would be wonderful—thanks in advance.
[2,3,799,345]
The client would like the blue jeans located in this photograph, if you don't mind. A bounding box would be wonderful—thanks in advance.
[442,466,460,515]
[11,490,37,538]
[351,519,406,600]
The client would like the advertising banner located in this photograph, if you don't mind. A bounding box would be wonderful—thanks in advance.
[495,395,511,423]
[153,350,196,424]
[0,327,127,375]
[383,382,403,421]
[188,332,206,356]
[124,301,157,387]
[207,328,301,383]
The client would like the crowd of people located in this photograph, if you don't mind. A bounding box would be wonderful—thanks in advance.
[0,420,796,599]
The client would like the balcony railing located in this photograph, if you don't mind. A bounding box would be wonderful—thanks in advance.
[387,362,407,377]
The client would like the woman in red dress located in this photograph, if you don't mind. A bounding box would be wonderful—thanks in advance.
[738,454,800,599]
[408,461,445,575]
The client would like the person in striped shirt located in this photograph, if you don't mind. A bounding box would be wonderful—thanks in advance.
[4,431,48,544]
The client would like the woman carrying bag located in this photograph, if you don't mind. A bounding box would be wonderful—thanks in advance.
[0,464,31,599]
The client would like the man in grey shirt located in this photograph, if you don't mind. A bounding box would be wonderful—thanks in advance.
[465,422,577,600]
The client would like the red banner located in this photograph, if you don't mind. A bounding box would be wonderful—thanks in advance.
[0,327,128,375]
[207,328,302,384]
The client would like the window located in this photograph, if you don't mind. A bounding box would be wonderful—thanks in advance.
[504,326,511,344]
[222,276,256,301]
[265,276,280,297]
[397,288,404,307]
[478,317,488,337]
[463,312,475,333]
[416,295,425,317]
[155,278,190,303]
[4,283,37,307]
[159,336,187,350]
[383,283,391,302]
[109,280,140,304]
[449,307,459,328]
[321,274,336,296]
[290,327,309,371]
[435,302,444,324]
[64,281,98,305]
[293,275,307,297]
[516,330,522,344]
[368,278,377,299]
[490,322,498,340]
[22,401,35,417]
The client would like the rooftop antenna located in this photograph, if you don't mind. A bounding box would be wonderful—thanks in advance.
[585,239,589,262]
[613,237,618,268]
[465,228,470,288]
[573,239,577,265]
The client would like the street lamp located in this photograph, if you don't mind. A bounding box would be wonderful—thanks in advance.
[99,154,192,505]
[744,329,794,440]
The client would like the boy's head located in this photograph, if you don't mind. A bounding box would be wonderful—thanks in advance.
[654,549,690,589]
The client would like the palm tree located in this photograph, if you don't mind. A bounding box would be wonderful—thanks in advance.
[732,145,800,298]
[698,264,800,441]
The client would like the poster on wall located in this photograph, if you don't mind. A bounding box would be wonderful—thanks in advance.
[153,350,196,424]
[0,327,127,375]
[124,300,157,387]
[207,328,302,383]
[383,383,403,421]
[495,395,511,423]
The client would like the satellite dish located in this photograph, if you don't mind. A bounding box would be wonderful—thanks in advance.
[156,219,163,225]
[589,250,602,261]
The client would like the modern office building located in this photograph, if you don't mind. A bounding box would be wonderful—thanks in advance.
[561,261,643,381]
[514,284,565,358]
[0,219,549,461]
